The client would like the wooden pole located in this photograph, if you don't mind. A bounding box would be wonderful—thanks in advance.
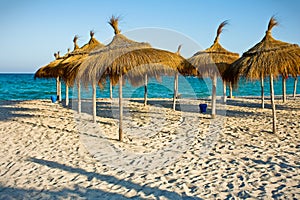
[92,82,96,123]
[173,72,178,110]
[282,76,286,103]
[119,73,123,142]
[56,77,59,100]
[223,81,227,103]
[58,77,62,102]
[65,84,69,106]
[270,74,277,134]
[78,82,81,113]
[144,74,148,106]
[229,82,233,98]
[211,73,217,119]
[261,76,264,109]
[176,72,179,97]
[110,80,113,99]
[293,77,298,98]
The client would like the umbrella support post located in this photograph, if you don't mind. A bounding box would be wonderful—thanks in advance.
[261,76,264,109]
[144,74,148,106]
[293,77,298,98]
[56,77,59,101]
[92,83,96,123]
[58,77,62,102]
[65,84,69,106]
[223,81,227,103]
[173,72,178,111]
[282,77,286,103]
[78,82,81,113]
[119,73,123,142]
[211,74,217,119]
[270,74,277,134]
[229,82,233,98]
[110,80,113,100]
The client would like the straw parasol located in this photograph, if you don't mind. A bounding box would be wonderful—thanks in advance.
[77,16,152,128]
[35,36,80,103]
[58,32,103,86]
[35,51,63,78]
[55,32,105,108]
[225,16,300,134]
[103,47,195,142]
[188,21,239,118]
[78,16,195,142]
[35,50,67,101]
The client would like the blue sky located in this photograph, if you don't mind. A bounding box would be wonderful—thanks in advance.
[0,0,299,73]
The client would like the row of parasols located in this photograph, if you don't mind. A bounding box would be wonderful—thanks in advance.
[35,16,300,141]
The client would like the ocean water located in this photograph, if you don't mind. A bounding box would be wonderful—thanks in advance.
[0,73,299,100]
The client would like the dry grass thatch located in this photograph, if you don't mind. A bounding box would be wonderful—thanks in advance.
[34,35,81,79]
[58,31,104,86]
[73,35,80,50]
[34,51,65,79]
[188,20,239,78]
[224,16,300,85]
[77,16,152,87]
[107,48,196,87]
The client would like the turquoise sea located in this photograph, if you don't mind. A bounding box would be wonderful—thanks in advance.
[0,73,299,101]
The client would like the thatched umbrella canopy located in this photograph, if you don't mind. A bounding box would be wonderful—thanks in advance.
[78,16,195,142]
[225,16,300,134]
[59,31,104,86]
[77,16,152,130]
[78,17,152,86]
[35,51,66,101]
[108,46,195,84]
[101,47,195,142]
[35,51,63,78]
[35,36,80,79]
[225,17,300,105]
[227,18,300,83]
[188,21,239,77]
[188,21,239,117]
[51,32,105,107]
[35,36,80,102]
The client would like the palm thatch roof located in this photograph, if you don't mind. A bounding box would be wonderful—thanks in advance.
[34,51,64,78]
[188,21,239,78]
[57,31,104,86]
[224,17,300,85]
[108,47,196,87]
[34,36,80,79]
[77,16,152,87]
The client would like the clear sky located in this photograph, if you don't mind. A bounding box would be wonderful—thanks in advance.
[0,0,299,73]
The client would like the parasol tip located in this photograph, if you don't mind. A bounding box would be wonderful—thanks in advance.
[90,30,95,38]
[109,15,121,35]
[267,16,278,35]
[73,35,79,50]
[73,35,78,43]
[214,20,229,43]
[176,44,182,55]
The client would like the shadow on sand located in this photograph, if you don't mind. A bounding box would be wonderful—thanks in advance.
[0,157,202,200]
[0,100,38,121]
[70,98,278,120]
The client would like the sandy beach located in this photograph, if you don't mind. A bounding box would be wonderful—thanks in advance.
[0,96,300,199]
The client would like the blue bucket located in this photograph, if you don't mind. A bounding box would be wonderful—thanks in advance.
[51,95,57,103]
[199,104,207,113]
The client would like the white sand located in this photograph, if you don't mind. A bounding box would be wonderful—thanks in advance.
[0,96,299,199]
